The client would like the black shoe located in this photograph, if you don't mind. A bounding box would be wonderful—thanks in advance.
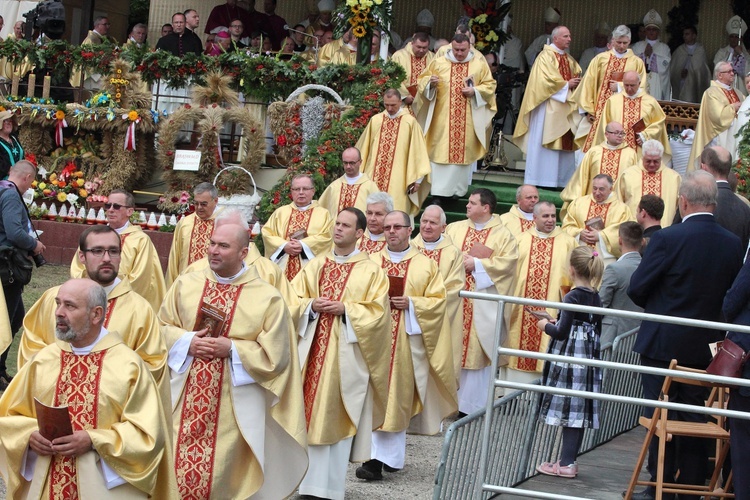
[383,464,401,473]
[355,459,383,481]
[623,487,655,500]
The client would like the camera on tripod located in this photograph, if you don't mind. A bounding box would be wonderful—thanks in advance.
[22,0,66,41]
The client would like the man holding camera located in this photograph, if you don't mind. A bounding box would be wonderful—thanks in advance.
[0,160,45,389]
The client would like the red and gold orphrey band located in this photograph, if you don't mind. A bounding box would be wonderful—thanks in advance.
[337,184,362,214]
[519,218,534,232]
[460,228,491,366]
[722,88,740,105]
[587,200,611,221]
[358,238,386,254]
[382,258,409,384]
[419,247,443,263]
[583,56,627,152]
[622,97,642,150]
[174,280,243,500]
[371,117,402,193]
[642,171,662,197]
[188,218,215,265]
[284,208,314,281]
[409,56,427,87]
[518,237,554,371]
[302,259,355,427]
[448,63,469,164]
[49,351,106,500]
[600,149,623,181]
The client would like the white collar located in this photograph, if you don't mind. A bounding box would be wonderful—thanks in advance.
[71,327,108,355]
[214,263,248,284]
[345,173,362,184]
[333,248,360,263]
[421,235,443,250]
[387,246,411,263]
[294,202,312,211]
[102,277,121,296]
[111,221,130,234]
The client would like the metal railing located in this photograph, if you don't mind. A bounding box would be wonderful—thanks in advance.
[433,292,750,500]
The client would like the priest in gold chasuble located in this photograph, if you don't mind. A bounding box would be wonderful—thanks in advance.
[615,140,682,228]
[506,202,576,381]
[390,33,434,116]
[161,224,307,500]
[70,190,166,312]
[572,24,647,151]
[292,208,391,499]
[356,192,392,254]
[513,27,580,188]
[262,174,333,282]
[21,226,170,418]
[561,122,638,219]
[356,211,453,481]
[499,185,539,240]
[0,279,178,500]
[562,174,634,265]
[357,90,432,217]
[687,62,743,172]
[588,71,671,163]
[416,34,496,198]
[318,147,380,218]
[166,182,221,287]
[445,189,518,415]
[412,205,466,382]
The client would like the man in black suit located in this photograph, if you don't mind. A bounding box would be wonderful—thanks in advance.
[627,170,744,500]
[673,145,750,252]
[155,12,202,56]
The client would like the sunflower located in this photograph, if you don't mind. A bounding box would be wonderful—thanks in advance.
[352,25,366,38]
[354,11,368,23]
[54,110,65,120]
[127,110,139,121]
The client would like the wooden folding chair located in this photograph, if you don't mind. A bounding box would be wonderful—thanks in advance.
[623,360,734,499]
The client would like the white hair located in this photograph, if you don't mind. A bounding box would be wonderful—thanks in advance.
[642,139,664,157]
[611,25,631,40]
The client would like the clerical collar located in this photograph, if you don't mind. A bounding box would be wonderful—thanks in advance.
[387,246,411,263]
[686,43,696,50]
[111,221,130,234]
[387,108,403,119]
[551,44,566,54]
[369,231,385,240]
[625,89,642,99]
[102,277,121,296]
[446,50,474,64]
[294,202,312,211]
[533,227,552,238]
[333,248,360,263]
[612,49,626,58]
[472,219,490,230]
[518,208,534,220]
[422,235,443,250]
[604,141,620,149]
[646,39,658,46]
[716,81,732,90]
[71,327,108,355]
[345,173,362,184]
[594,193,615,204]
[214,263,248,284]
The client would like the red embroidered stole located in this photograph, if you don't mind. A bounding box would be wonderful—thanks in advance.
[554,52,575,151]
[284,207,314,281]
[382,258,409,383]
[419,247,443,264]
[120,232,131,245]
[174,280,243,500]
[623,97,642,150]
[49,351,106,500]
[188,218,214,265]
[449,62,470,164]
[302,259,355,428]
[372,116,402,192]
[584,55,627,151]
[642,171,662,197]
[722,88,740,105]
[460,227,491,366]
[600,148,624,182]
[409,55,427,86]
[519,218,534,232]
[358,237,387,254]
[518,237,554,371]
[103,297,117,328]
[337,183,362,213]
[587,200,611,221]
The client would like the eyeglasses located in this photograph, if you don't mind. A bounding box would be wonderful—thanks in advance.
[83,247,121,257]
[719,69,735,74]
[104,203,130,210]
[383,225,410,231]
[290,187,314,192]
[605,130,626,136]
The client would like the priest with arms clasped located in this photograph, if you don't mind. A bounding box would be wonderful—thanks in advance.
[0,278,178,500]
[160,223,307,499]
[292,207,391,499]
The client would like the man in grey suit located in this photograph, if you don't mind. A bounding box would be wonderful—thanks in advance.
[599,221,643,346]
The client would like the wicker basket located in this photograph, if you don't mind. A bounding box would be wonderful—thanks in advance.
[213,166,261,223]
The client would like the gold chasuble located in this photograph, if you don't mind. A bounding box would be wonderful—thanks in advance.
[372,248,455,435]
[508,228,576,372]
[184,243,301,327]
[357,230,387,254]
[514,44,581,153]
[0,332,177,500]
[318,173,380,217]
[572,49,646,150]
[499,205,535,240]
[562,194,634,258]
[292,252,391,456]
[445,215,518,369]
[357,109,432,217]
[166,211,220,287]
[317,38,344,66]
[615,164,682,227]
[560,142,639,216]
[687,81,742,171]
[589,91,671,161]
[390,43,435,115]
[416,52,497,164]
[19,279,170,415]
[161,267,307,500]
[412,233,466,382]
[261,202,333,282]
[70,224,166,311]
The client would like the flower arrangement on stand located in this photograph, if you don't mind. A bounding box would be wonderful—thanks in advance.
[32,160,88,207]
[334,0,393,65]
[461,0,512,53]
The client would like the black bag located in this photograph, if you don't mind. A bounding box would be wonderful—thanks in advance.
[0,245,33,286]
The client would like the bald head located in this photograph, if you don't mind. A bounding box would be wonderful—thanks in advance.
[8,160,36,192]
[623,71,640,96]
[214,208,249,231]
[700,146,732,179]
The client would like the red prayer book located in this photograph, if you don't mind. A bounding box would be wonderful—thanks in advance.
[194,302,228,338]
[35,398,73,441]
[388,275,405,298]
